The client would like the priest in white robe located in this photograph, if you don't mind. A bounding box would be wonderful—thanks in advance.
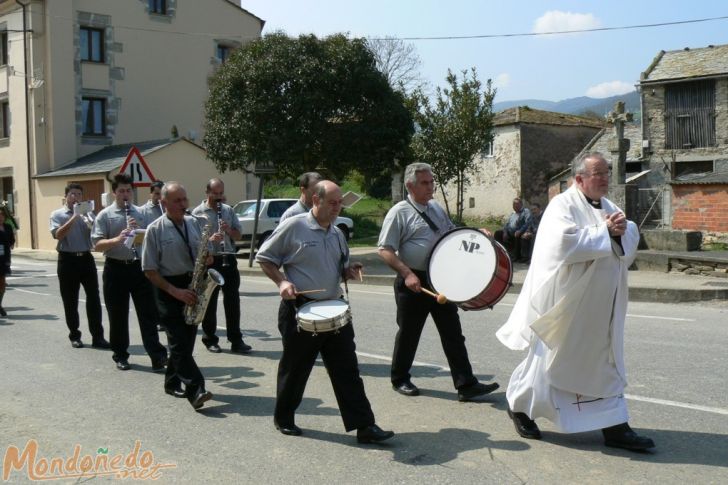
[496,152,655,452]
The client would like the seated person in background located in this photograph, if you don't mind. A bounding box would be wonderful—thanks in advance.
[519,203,542,264]
[495,197,530,262]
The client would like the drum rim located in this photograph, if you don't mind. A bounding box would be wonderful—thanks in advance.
[296,299,350,325]
[426,227,500,303]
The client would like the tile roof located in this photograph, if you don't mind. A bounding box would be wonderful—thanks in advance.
[494,106,605,128]
[35,139,174,178]
[640,43,728,83]
[670,170,728,185]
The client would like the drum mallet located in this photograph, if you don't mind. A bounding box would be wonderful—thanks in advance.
[421,287,447,304]
[295,289,326,296]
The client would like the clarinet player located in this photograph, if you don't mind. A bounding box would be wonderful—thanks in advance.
[191,178,251,354]
[92,174,167,372]
[143,182,213,410]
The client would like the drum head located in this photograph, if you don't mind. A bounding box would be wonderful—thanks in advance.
[428,228,497,303]
[297,300,349,320]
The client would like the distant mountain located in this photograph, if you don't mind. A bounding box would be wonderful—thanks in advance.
[494,91,640,118]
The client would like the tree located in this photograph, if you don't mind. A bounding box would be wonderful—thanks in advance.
[204,32,413,184]
[411,68,496,222]
[365,36,423,94]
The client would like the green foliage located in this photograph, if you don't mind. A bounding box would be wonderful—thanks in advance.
[411,68,496,221]
[204,32,414,183]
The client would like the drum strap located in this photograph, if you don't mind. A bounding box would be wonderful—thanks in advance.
[406,199,439,233]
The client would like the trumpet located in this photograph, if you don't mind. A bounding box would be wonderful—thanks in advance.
[124,200,140,261]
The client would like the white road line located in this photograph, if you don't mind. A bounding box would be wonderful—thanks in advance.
[10,288,52,297]
[356,350,728,416]
[625,313,695,322]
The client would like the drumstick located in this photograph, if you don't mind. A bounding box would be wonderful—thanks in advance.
[357,268,363,282]
[421,287,447,304]
[294,288,326,295]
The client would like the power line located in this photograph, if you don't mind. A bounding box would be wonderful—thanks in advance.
[372,15,728,41]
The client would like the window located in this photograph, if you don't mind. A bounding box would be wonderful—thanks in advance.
[673,160,713,178]
[80,27,104,62]
[149,0,167,15]
[217,44,231,64]
[483,141,494,157]
[0,31,8,66]
[82,98,105,136]
[1,100,9,138]
[664,80,715,149]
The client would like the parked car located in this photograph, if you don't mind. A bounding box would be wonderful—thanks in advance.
[232,198,354,250]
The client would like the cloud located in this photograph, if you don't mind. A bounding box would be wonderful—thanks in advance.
[493,73,510,89]
[533,11,600,34]
[586,81,635,98]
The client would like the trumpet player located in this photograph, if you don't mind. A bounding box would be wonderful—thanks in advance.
[191,178,251,354]
[49,183,108,349]
[142,182,213,410]
[92,174,167,372]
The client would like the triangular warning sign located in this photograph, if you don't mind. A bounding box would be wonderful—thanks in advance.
[118,146,156,187]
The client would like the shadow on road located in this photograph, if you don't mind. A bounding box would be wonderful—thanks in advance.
[300,427,531,464]
[196,394,339,420]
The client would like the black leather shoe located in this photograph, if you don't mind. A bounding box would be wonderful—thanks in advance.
[115,360,131,371]
[274,420,302,436]
[392,381,420,396]
[458,381,500,401]
[151,356,168,373]
[157,324,167,332]
[603,423,655,451]
[507,408,542,439]
[191,390,213,410]
[206,344,222,353]
[164,387,186,399]
[91,339,110,349]
[231,341,252,354]
[357,424,395,444]
[71,340,84,349]
[0,306,7,317]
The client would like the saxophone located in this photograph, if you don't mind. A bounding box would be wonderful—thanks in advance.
[184,221,225,325]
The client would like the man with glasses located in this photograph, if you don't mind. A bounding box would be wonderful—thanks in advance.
[497,152,654,452]
[378,162,499,402]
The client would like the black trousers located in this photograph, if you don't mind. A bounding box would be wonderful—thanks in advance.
[201,256,243,346]
[102,260,166,363]
[275,299,375,431]
[391,270,478,390]
[57,252,104,342]
[158,274,205,402]
[495,229,523,260]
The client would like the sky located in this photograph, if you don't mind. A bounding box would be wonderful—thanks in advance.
[239,1,728,103]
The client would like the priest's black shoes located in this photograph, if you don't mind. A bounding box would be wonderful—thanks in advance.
[71,339,84,349]
[507,408,542,440]
[164,386,186,399]
[115,360,131,371]
[357,424,395,444]
[602,423,655,451]
[458,381,500,402]
[274,420,302,436]
[91,338,110,349]
[190,389,213,410]
[392,380,420,396]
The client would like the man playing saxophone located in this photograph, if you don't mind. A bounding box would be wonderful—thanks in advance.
[142,182,213,410]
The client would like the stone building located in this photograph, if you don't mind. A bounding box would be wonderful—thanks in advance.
[0,0,264,249]
[446,106,603,219]
[639,43,728,237]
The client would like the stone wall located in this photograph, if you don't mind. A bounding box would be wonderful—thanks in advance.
[670,259,728,277]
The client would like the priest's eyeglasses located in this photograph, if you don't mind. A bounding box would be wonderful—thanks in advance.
[583,168,612,178]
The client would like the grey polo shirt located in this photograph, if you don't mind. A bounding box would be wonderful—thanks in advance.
[142,215,203,276]
[92,202,147,260]
[279,200,308,223]
[49,206,93,252]
[191,201,242,254]
[378,196,455,271]
[138,200,164,226]
[256,212,349,301]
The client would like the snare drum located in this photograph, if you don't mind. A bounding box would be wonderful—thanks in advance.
[428,227,512,311]
[296,299,351,334]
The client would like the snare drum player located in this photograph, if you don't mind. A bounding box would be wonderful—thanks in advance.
[191,178,252,354]
[142,182,213,410]
[378,162,499,401]
[257,180,394,444]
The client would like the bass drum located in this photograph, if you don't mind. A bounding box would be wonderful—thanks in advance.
[427,227,512,311]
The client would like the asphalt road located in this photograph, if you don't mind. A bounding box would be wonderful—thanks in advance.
[1,255,727,483]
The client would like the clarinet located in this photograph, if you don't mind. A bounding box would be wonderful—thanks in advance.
[124,200,140,261]
[216,200,229,267]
